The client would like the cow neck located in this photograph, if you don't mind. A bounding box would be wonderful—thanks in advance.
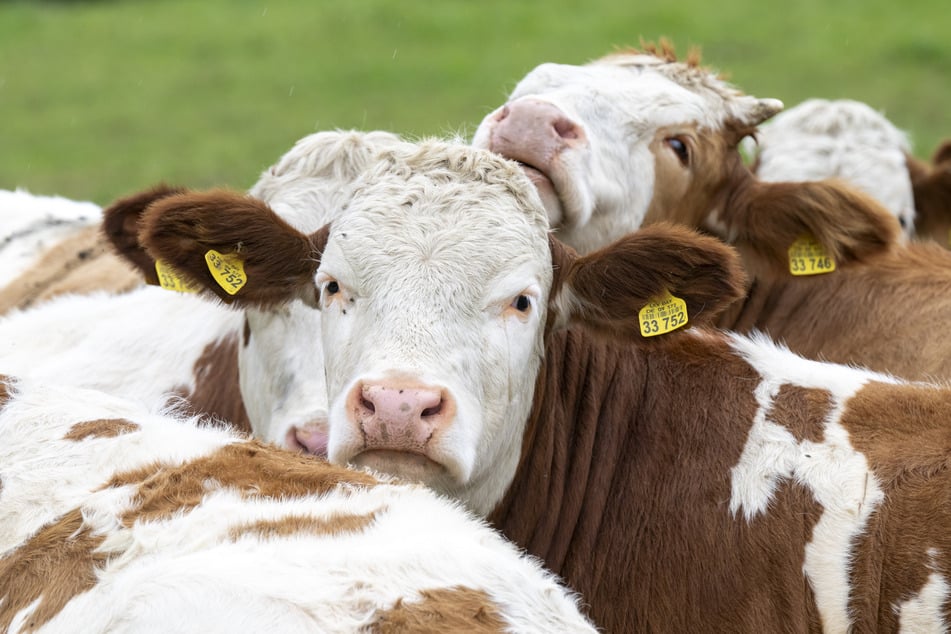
[488,327,642,574]
[488,327,795,631]
[169,334,252,435]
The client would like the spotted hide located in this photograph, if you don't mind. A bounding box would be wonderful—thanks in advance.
[0,375,595,634]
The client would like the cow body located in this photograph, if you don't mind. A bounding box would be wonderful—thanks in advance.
[134,137,951,631]
[472,45,951,383]
[0,189,140,314]
[0,375,595,634]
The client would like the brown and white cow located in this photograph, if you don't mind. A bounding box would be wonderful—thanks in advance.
[0,374,596,633]
[747,98,918,239]
[748,98,951,248]
[472,44,951,382]
[133,138,951,632]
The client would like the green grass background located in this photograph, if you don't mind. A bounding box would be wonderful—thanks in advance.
[1,0,948,205]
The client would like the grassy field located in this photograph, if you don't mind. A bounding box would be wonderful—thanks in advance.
[1,0,948,205]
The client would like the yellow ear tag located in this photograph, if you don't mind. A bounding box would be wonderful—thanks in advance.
[204,249,247,295]
[639,290,689,337]
[788,235,836,276]
[154,260,198,293]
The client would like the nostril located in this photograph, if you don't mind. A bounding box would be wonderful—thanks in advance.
[553,117,581,140]
[494,105,510,122]
[360,395,376,414]
[421,400,443,418]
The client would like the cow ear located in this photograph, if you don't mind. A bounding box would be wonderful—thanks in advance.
[102,184,189,285]
[138,189,326,307]
[549,224,746,341]
[723,177,901,275]
[910,142,951,245]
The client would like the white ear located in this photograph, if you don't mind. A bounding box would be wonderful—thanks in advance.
[735,97,784,127]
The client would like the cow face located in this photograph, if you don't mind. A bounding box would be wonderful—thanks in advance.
[472,46,783,254]
[316,147,553,516]
[132,136,745,516]
[238,131,406,454]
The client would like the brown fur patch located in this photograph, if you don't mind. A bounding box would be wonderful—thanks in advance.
[719,241,951,382]
[64,418,140,441]
[228,510,379,542]
[0,508,108,632]
[0,374,13,409]
[166,333,251,434]
[368,586,506,633]
[909,142,951,248]
[0,225,142,315]
[839,380,951,630]
[106,441,379,526]
[765,385,832,445]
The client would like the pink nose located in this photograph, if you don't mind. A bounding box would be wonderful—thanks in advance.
[487,98,586,168]
[348,381,455,453]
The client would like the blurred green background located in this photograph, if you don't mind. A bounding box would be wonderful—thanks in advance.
[1,0,948,205]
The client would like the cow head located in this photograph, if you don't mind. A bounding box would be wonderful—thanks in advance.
[128,137,744,515]
[472,43,782,254]
[472,44,900,273]
[749,98,917,240]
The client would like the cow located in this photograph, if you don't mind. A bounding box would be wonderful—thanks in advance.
[471,43,951,383]
[0,131,408,447]
[0,374,597,633]
[129,137,951,632]
[746,98,917,239]
[0,189,141,314]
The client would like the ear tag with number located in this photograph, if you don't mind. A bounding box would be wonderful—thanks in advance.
[205,249,247,295]
[788,235,836,276]
[639,290,689,337]
[155,260,198,293]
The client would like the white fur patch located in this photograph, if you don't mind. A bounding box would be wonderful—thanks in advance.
[728,332,893,632]
[895,550,950,633]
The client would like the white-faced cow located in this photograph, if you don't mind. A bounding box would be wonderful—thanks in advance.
[0,189,140,314]
[747,98,918,238]
[0,374,596,633]
[472,43,951,382]
[131,138,951,632]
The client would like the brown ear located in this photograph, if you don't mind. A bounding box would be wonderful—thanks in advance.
[550,223,746,340]
[102,184,188,285]
[911,142,951,245]
[139,189,329,307]
[723,177,900,274]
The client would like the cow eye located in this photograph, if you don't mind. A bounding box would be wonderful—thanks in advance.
[511,295,532,312]
[666,137,690,166]
[325,281,340,295]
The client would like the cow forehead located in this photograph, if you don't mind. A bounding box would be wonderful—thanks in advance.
[510,55,747,131]
[324,143,552,292]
